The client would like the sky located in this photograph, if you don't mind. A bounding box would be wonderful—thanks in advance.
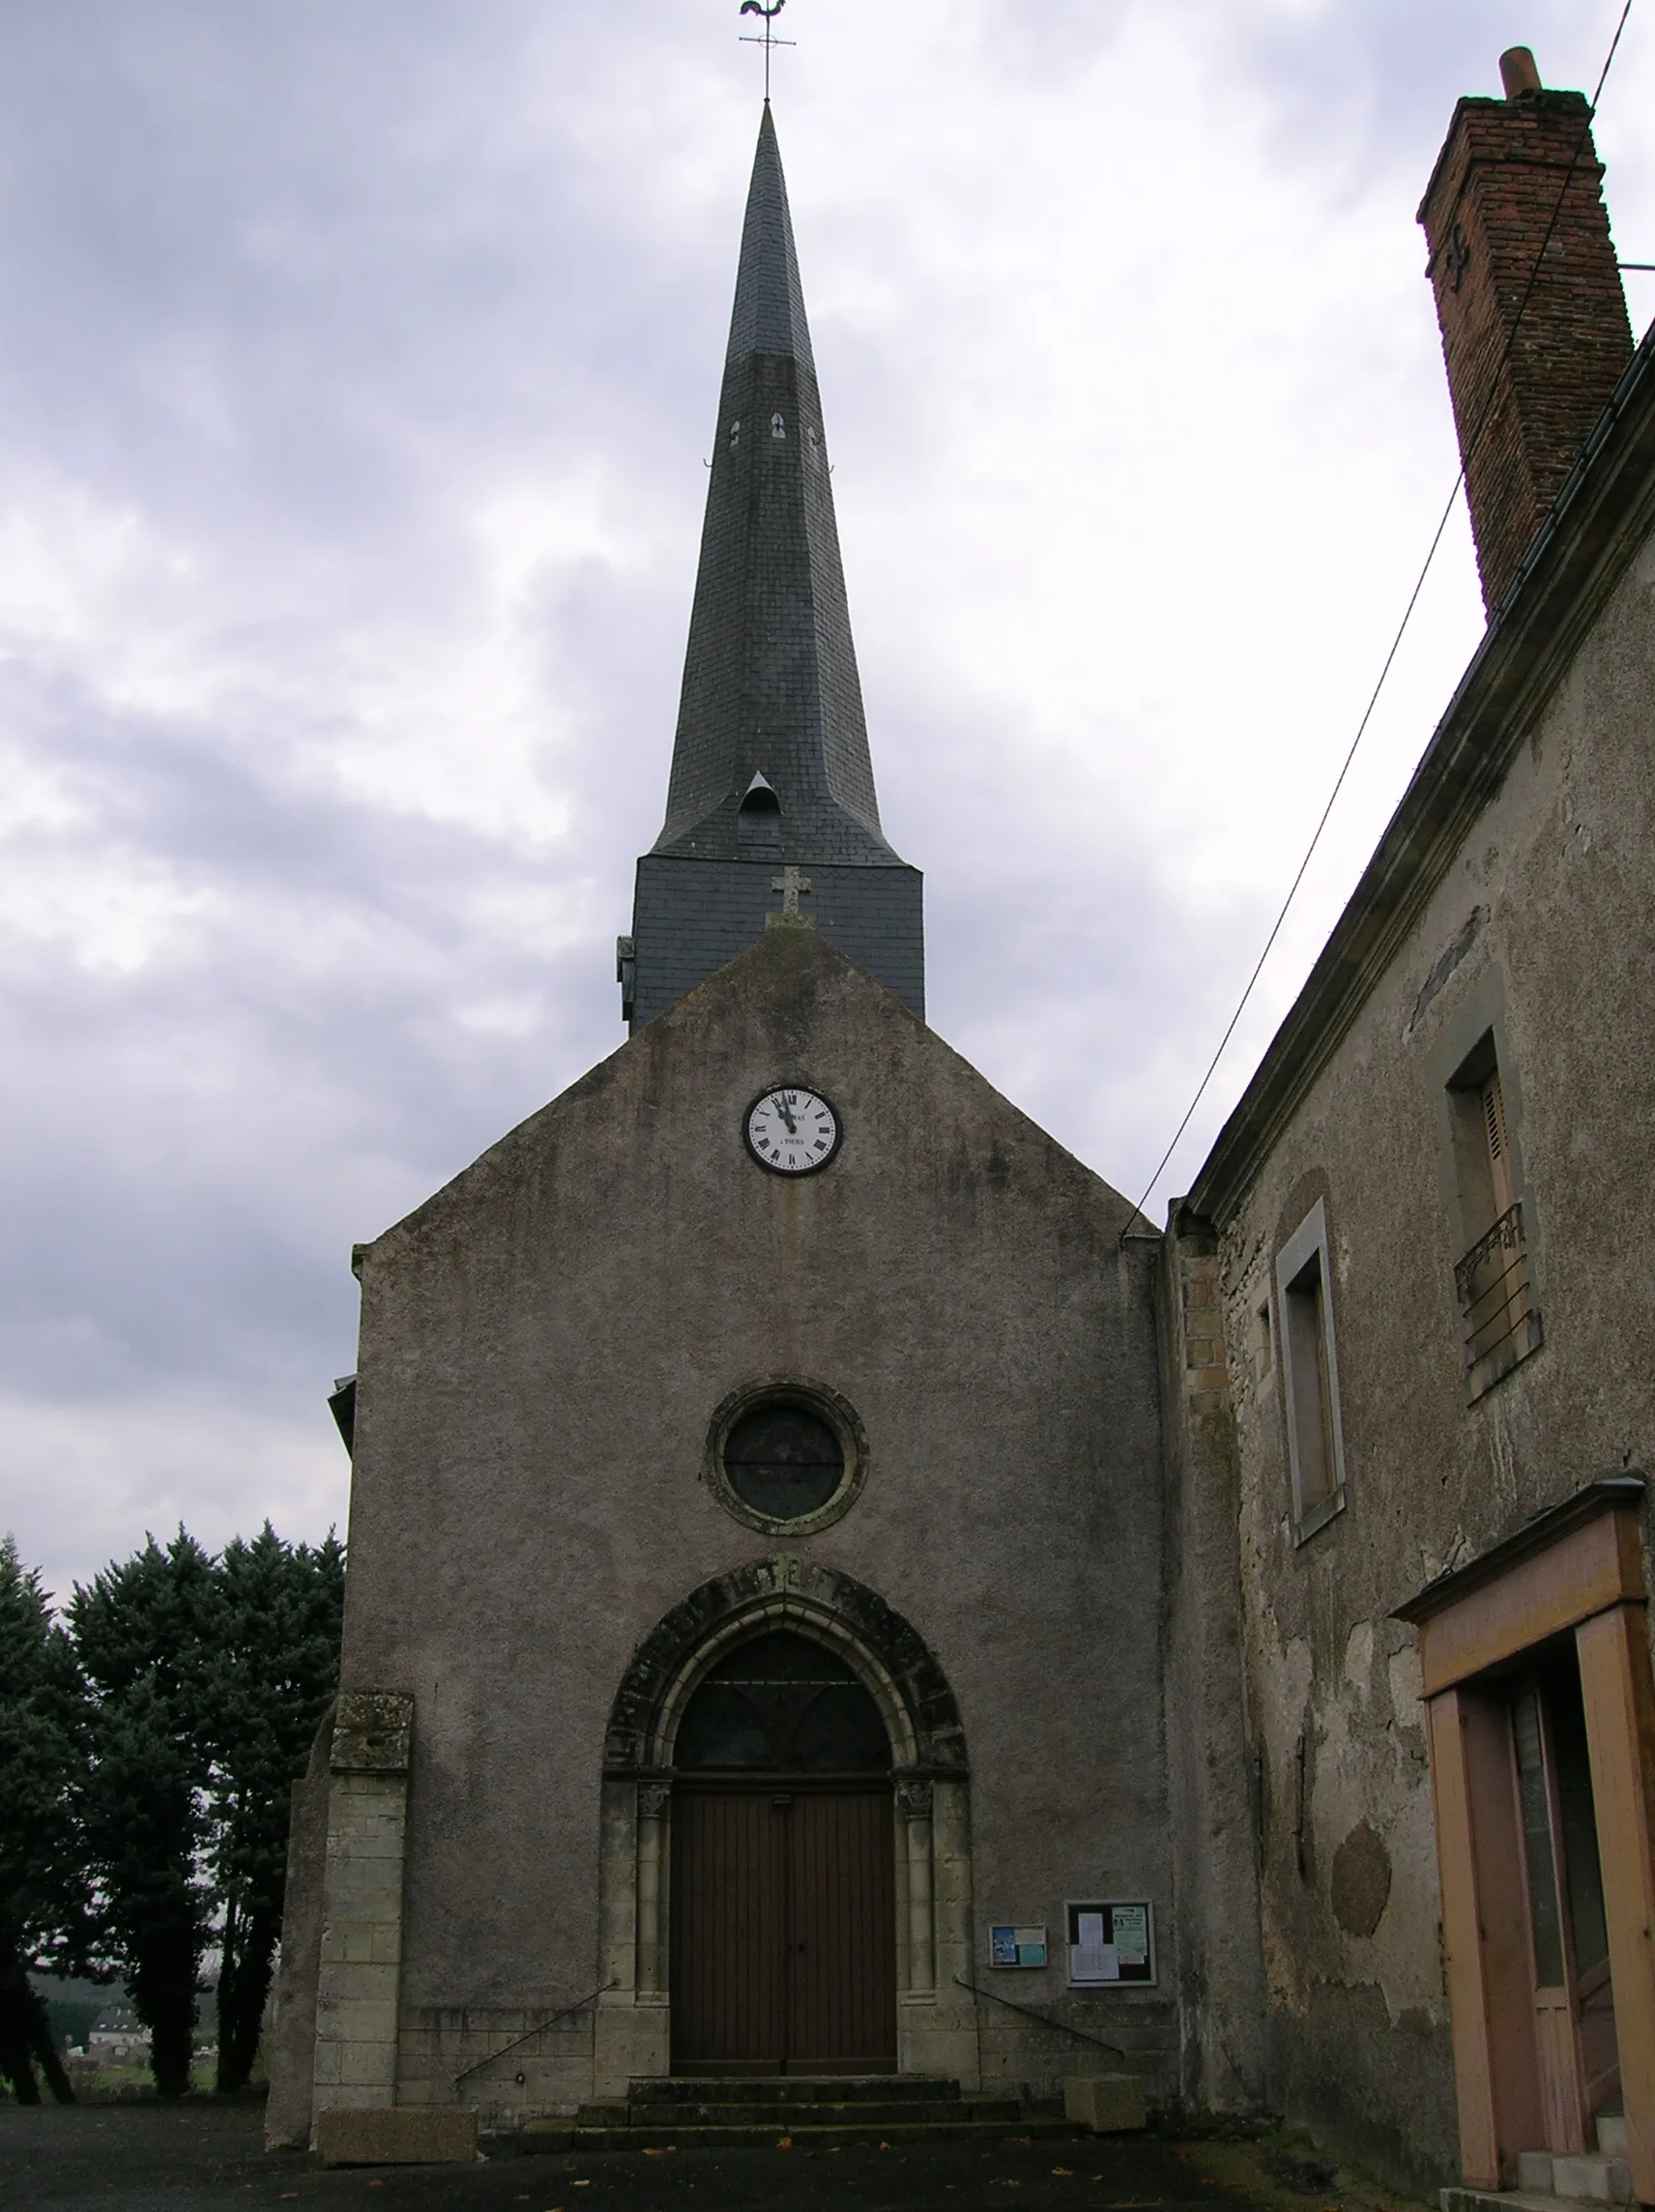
[3,0,1651,1604]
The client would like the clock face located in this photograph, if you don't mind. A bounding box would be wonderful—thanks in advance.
[744,1087,841,1176]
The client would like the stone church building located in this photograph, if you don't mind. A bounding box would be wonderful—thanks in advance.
[271,55,1655,2208]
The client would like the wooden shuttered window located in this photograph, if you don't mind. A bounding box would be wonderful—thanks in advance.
[1481,1069,1515,1222]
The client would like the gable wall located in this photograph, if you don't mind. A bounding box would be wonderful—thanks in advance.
[336,928,1173,2110]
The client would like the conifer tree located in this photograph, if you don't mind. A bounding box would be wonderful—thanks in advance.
[203,1526,343,2092]
[70,1532,217,2099]
[0,1537,91,2103]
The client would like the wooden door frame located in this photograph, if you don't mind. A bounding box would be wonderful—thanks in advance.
[1397,1478,1655,2197]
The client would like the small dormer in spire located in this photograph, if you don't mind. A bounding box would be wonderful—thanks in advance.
[624,106,923,1033]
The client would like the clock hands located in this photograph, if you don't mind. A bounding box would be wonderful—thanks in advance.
[773,1094,798,1136]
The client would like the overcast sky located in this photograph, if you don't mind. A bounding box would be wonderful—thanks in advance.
[3,0,1651,1603]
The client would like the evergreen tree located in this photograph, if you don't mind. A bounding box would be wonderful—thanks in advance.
[70,1532,216,2098]
[203,1526,343,2092]
[0,1537,92,2104]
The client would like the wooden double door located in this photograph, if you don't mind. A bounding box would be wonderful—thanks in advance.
[670,1778,897,2075]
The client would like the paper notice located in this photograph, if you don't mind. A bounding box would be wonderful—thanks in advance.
[1077,1912,1106,1949]
[1111,1906,1149,1964]
[1070,1945,1113,1983]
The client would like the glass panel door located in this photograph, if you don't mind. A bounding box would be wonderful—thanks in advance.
[1510,1657,1620,2151]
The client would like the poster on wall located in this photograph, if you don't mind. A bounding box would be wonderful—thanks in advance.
[989,1924,1048,1968]
[1066,1901,1155,1985]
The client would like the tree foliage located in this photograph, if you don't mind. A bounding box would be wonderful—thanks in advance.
[70,1531,218,2099]
[0,1537,93,2103]
[202,1528,344,2092]
[39,1522,346,2100]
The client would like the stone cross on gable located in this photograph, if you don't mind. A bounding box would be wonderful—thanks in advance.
[771,865,812,917]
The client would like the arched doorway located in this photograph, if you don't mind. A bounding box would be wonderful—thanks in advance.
[595,1557,974,2094]
[670,1630,896,2075]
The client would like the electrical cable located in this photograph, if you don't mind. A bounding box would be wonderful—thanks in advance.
[1125,0,1637,1235]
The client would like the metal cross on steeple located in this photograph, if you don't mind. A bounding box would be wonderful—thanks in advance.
[739,0,795,101]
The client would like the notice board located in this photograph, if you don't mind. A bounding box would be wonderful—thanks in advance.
[1065,1901,1155,1985]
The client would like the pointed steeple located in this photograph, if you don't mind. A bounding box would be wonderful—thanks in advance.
[725,102,814,373]
[653,103,890,862]
[624,107,923,1031]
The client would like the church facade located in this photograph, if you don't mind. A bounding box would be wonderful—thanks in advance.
[271,55,1655,2208]
[269,101,1185,2150]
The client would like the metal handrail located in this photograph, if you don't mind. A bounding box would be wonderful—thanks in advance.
[1452,1202,1536,1369]
[452,1979,618,2091]
[1453,1202,1524,1305]
[953,1974,1127,2059]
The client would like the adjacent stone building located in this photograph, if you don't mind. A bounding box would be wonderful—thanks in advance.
[1165,46,1655,2204]
[271,50,1655,2206]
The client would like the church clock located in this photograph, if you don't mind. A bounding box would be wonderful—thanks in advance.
[744,1087,840,1175]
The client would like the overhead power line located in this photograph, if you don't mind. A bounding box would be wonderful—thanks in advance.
[1125,0,1638,1236]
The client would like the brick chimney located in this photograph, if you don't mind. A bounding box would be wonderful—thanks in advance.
[1418,48,1633,614]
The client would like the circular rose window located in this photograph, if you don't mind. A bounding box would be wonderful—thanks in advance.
[706,1382,868,1535]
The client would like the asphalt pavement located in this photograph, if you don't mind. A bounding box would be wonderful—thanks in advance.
[0,2101,1399,2212]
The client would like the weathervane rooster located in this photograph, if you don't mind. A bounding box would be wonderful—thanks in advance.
[738,0,794,98]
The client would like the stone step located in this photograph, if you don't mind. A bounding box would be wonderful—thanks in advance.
[1597,2116,1628,2160]
[626,2073,959,2105]
[1441,2167,1634,2212]
[577,2097,1021,2131]
[1514,2149,1633,2204]
[538,2116,1080,2154]
[1442,2192,1588,2212]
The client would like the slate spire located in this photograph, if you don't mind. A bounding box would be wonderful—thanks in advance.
[655,102,888,860]
[622,105,924,1031]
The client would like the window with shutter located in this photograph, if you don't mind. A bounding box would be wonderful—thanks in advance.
[1274,1199,1348,1542]
[1447,1034,1540,1397]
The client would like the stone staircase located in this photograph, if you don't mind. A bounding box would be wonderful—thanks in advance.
[1442,2113,1633,2212]
[520,2073,1079,2153]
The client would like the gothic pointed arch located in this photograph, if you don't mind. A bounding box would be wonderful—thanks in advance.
[603,1557,968,1779]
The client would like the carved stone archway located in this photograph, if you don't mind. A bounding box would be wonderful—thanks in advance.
[593,1556,978,2090]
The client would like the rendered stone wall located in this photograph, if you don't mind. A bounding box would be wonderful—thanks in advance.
[1156,1214,1265,2114]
